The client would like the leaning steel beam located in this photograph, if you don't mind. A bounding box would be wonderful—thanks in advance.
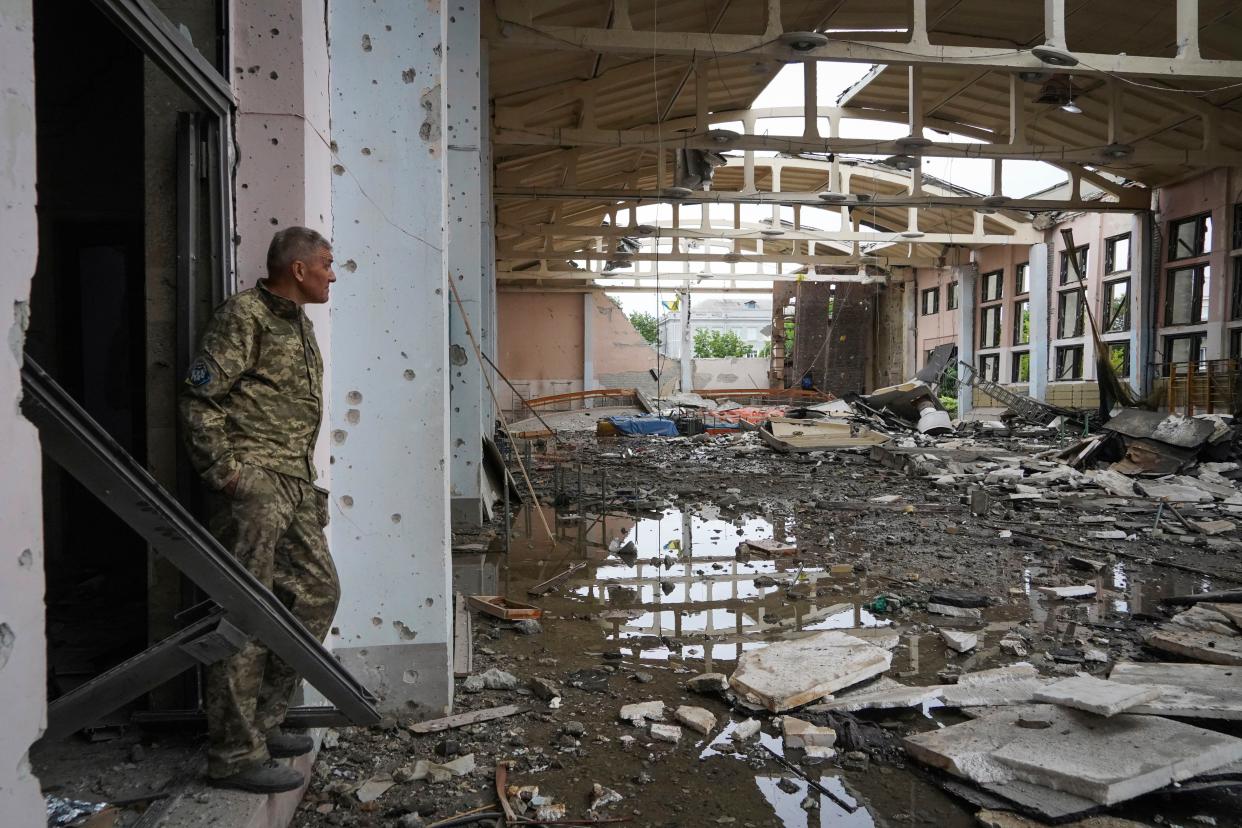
[21,357,380,726]
[45,611,246,740]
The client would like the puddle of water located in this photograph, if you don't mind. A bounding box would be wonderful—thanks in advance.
[754,775,875,828]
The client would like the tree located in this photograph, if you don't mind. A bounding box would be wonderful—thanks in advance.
[693,329,754,358]
[628,311,659,345]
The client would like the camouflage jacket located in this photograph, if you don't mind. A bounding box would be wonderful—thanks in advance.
[180,282,324,490]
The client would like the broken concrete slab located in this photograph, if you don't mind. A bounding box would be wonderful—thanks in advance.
[1135,480,1215,503]
[1192,519,1237,536]
[685,673,729,694]
[1201,602,1242,629]
[927,602,983,619]
[673,705,716,736]
[728,630,893,712]
[781,717,836,750]
[808,677,943,713]
[730,719,761,741]
[1108,663,1242,720]
[939,665,1051,708]
[1032,675,1165,717]
[975,809,1152,828]
[905,705,1242,807]
[1086,469,1136,497]
[929,589,990,608]
[618,701,665,725]
[1036,585,1096,599]
[648,723,682,744]
[1144,628,1242,666]
[1170,605,1240,636]
[941,629,978,653]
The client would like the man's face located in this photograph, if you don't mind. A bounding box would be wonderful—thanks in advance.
[294,246,336,304]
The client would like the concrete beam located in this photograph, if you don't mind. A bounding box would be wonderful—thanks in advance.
[1029,244,1050,401]
[499,223,1042,246]
[447,3,486,528]
[329,0,452,717]
[0,2,47,823]
[956,264,978,414]
[679,291,693,392]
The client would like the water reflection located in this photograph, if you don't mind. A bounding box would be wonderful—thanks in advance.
[754,775,875,827]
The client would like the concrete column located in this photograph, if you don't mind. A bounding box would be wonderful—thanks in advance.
[446,3,485,528]
[956,265,976,414]
[583,293,596,395]
[1028,243,1050,401]
[329,0,453,717]
[679,291,693,392]
[479,41,496,428]
[0,2,48,822]
[1129,214,1148,394]
[902,272,917,379]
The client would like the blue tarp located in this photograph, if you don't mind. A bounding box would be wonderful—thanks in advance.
[605,416,679,437]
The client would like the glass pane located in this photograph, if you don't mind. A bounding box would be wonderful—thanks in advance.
[1012,351,1030,382]
[1058,290,1083,338]
[1169,336,1192,363]
[1105,280,1130,332]
[1108,236,1130,273]
[1015,264,1029,294]
[1200,265,1211,323]
[947,282,959,309]
[1014,300,1030,344]
[1168,268,1195,325]
[1109,343,1130,377]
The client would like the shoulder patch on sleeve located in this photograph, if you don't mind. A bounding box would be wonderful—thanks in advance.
[187,358,212,387]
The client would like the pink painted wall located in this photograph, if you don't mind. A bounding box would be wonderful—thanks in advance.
[913,266,959,368]
[589,292,662,380]
[498,292,584,402]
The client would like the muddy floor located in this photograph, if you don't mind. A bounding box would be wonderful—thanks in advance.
[293,431,1242,828]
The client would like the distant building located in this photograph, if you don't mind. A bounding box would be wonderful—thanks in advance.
[657,297,772,358]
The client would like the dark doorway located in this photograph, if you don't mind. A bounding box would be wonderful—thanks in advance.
[29,0,150,710]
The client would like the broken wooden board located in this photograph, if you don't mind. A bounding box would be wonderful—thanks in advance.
[738,538,797,556]
[527,561,587,596]
[466,594,543,621]
[1144,628,1242,666]
[1109,662,1242,720]
[728,631,892,712]
[759,417,889,453]
[904,704,1242,807]
[408,704,524,734]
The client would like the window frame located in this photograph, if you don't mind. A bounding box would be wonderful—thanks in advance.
[920,286,940,316]
[1014,262,1029,295]
[1164,332,1207,372]
[981,270,1003,302]
[1055,344,1084,381]
[1059,245,1089,286]
[1164,264,1209,326]
[1103,278,1131,333]
[978,353,1000,383]
[979,305,1002,349]
[1104,233,1131,275]
[1012,298,1030,345]
[1011,350,1030,383]
[1057,287,1086,339]
[1168,213,1212,262]
[1107,342,1131,378]
[946,281,960,310]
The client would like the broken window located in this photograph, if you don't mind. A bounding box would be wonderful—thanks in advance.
[1013,300,1030,345]
[1056,344,1084,380]
[1105,233,1131,274]
[1165,332,1206,370]
[1104,279,1130,333]
[1011,351,1031,383]
[981,270,1003,301]
[921,287,939,316]
[978,353,999,382]
[1108,342,1131,377]
[946,281,959,310]
[979,305,1002,349]
[1168,213,1212,261]
[1014,262,1029,295]
[1231,328,1242,360]
[1057,288,1085,338]
[1165,265,1209,325]
[1059,245,1089,285]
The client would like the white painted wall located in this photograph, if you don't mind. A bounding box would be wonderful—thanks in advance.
[692,358,771,389]
[327,0,453,717]
[0,2,48,823]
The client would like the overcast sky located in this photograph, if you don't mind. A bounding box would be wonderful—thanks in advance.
[608,62,1068,321]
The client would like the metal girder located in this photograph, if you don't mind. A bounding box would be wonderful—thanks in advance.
[493,126,1241,168]
[491,13,1242,82]
[502,248,918,265]
[493,185,1148,212]
[45,610,246,740]
[21,358,381,728]
[498,222,1040,246]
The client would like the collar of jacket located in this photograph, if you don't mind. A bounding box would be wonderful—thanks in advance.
[257,280,302,320]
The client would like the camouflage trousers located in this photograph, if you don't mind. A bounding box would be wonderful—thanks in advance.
[205,466,339,778]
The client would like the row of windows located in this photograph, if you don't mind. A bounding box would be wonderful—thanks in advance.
[971,342,1132,384]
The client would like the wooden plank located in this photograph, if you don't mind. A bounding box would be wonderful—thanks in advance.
[467,594,543,621]
[527,561,587,596]
[453,593,472,678]
[409,704,525,734]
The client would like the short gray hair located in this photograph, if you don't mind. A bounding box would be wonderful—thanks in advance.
[266,226,330,275]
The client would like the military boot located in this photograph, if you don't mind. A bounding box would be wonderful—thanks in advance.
[266,730,315,758]
[210,760,305,793]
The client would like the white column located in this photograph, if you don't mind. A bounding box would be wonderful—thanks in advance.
[1029,243,1051,401]
[446,3,485,528]
[479,40,496,429]
[956,265,977,414]
[902,273,917,379]
[329,0,452,717]
[1130,214,1149,395]
[583,292,596,395]
[679,291,693,392]
[0,2,47,823]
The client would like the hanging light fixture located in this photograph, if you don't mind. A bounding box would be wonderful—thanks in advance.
[1061,99,1082,114]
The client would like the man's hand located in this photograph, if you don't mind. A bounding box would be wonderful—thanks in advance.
[222,469,242,498]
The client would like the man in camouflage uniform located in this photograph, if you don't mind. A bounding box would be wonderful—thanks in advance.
[180,226,339,793]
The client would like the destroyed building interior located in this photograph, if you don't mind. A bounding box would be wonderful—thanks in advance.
[7,0,1242,827]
